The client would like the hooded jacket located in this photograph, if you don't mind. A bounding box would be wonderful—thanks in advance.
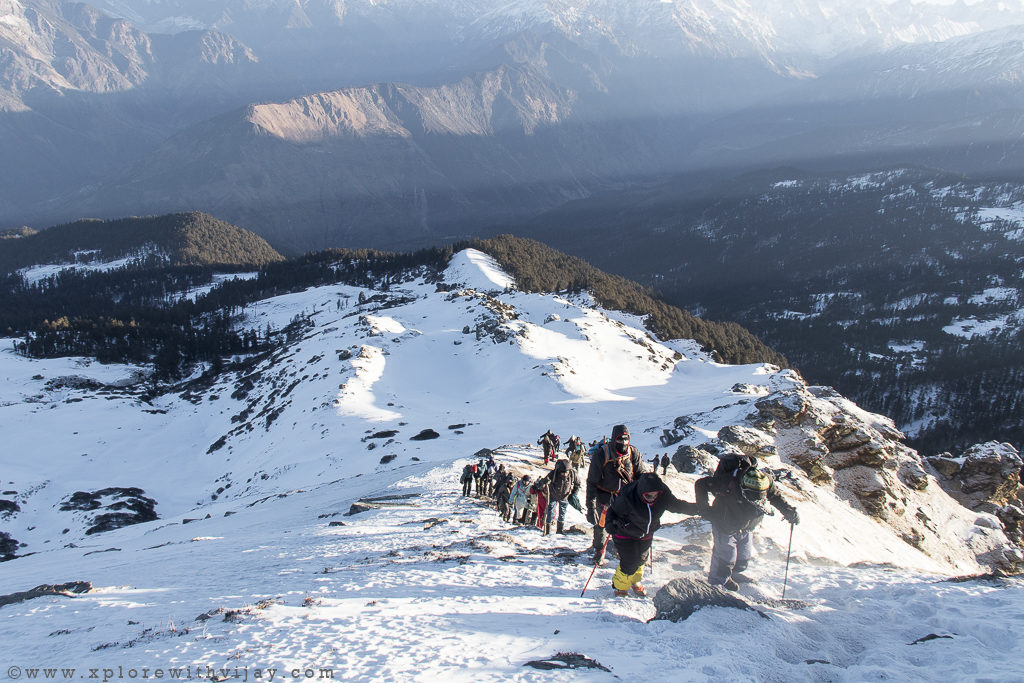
[537,459,580,502]
[605,473,698,540]
[585,425,646,507]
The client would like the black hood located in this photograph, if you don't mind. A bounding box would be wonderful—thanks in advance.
[635,473,666,497]
[611,424,629,442]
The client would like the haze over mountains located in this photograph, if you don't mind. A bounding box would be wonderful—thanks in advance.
[5,0,1024,250]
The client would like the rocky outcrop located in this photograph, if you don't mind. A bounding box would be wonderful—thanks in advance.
[926,442,1022,507]
[0,582,91,608]
[0,532,19,562]
[662,372,1024,574]
[717,425,777,459]
[59,488,158,536]
[671,444,719,475]
[925,442,1024,544]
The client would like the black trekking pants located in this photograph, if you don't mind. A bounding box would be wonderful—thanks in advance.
[613,536,652,576]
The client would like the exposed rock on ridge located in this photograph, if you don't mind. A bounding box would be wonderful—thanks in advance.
[669,370,1024,574]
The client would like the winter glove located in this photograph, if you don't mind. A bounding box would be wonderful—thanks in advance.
[783,508,799,525]
[585,504,595,525]
[568,492,583,513]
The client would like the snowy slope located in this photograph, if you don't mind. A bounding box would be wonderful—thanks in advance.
[2,248,1022,678]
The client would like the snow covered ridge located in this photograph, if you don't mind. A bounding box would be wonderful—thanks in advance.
[1,247,1019,571]
[1,247,1022,673]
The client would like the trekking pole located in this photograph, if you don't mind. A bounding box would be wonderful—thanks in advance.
[580,536,611,597]
[647,536,654,581]
[782,521,795,599]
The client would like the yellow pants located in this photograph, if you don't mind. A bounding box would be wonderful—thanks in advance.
[612,565,644,591]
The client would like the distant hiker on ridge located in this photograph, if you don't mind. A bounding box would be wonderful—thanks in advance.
[660,453,671,476]
[605,473,698,596]
[538,429,558,465]
[695,462,799,590]
[585,424,646,565]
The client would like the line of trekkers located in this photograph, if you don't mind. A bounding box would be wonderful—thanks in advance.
[460,423,799,598]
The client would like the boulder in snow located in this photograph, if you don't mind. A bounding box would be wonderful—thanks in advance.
[671,445,718,474]
[717,425,777,459]
[59,488,158,536]
[651,576,763,623]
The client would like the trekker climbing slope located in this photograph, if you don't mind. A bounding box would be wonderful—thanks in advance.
[585,424,646,564]
[695,464,799,590]
[538,429,558,465]
[536,459,581,535]
[605,473,699,596]
[460,463,475,496]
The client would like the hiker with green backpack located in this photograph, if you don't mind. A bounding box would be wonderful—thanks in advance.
[695,455,799,591]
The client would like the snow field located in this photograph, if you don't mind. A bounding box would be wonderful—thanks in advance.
[4,451,1023,681]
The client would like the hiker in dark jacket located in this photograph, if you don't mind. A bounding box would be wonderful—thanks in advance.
[537,459,581,535]
[695,464,798,590]
[538,429,558,464]
[492,465,507,510]
[585,424,647,564]
[605,473,698,596]
[460,463,475,496]
[473,461,486,497]
[495,470,513,520]
[660,453,671,476]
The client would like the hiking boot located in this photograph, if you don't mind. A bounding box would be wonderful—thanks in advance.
[631,583,647,597]
[732,573,756,584]
[613,589,629,597]
[722,578,740,592]
[556,522,565,534]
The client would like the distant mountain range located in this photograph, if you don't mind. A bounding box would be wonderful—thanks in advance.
[4,0,1024,455]
[5,0,1024,249]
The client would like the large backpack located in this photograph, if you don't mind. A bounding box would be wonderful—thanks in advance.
[716,453,759,494]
